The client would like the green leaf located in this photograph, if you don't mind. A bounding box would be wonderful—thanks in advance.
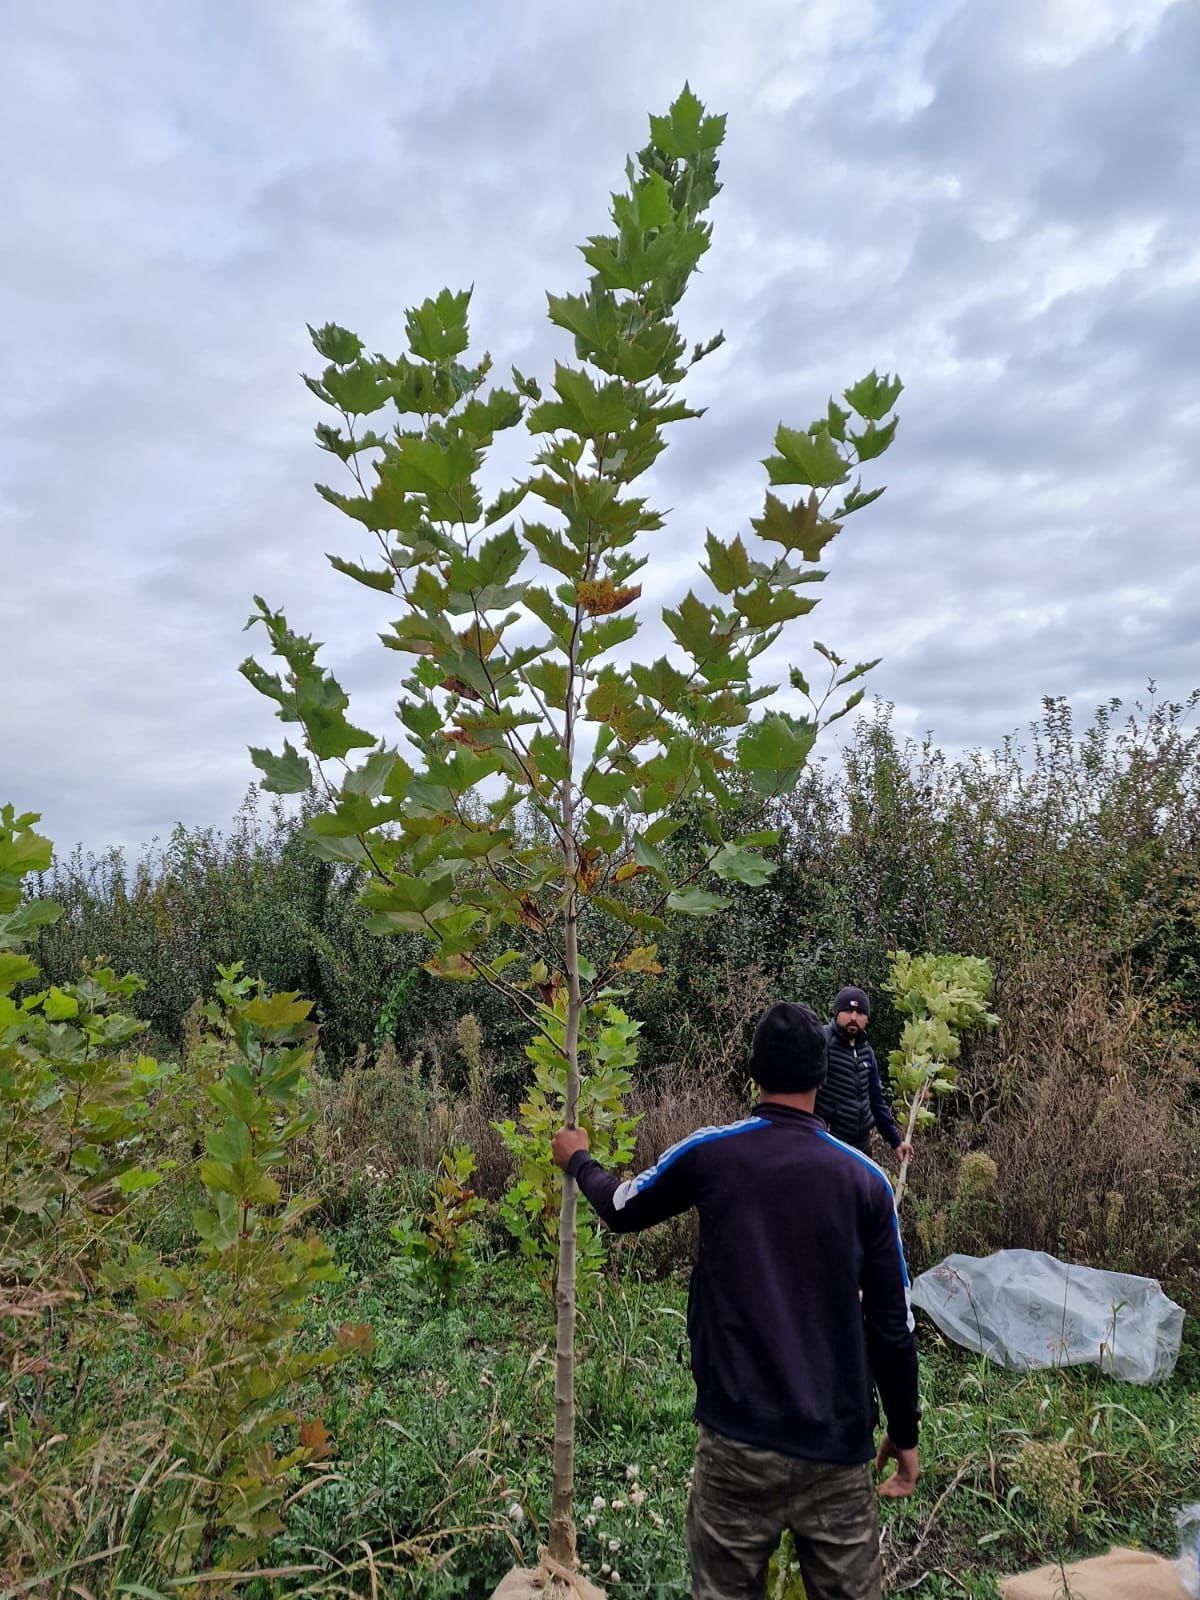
[633,835,670,882]
[750,491,838,562]
[583,768,633,807]
[0,824,54,878]
[327,553,396,593]
[843,370,903,421]
[115,1167,162,1196]
[43,985,79,1020]
[546,288,620,359]
[405,287,471,362]
[0,899,62,944]
[634,171,672,230]
[580,614,638,665]
[523,583,573,640]
[836,658,881,688]
[643,816,683,845]
[474,527,525,588]
[666,887,731,917]
[530,731,568,784]
[710,845,776,886]
[524,659,570,709]
[343,747,410,800]
[249,742,313,795]
[839,482,886,516]
[825,398,850,443]
[736,714,817,792]
[306,832,370,867]
[387,433,479,497]
[528,364,633,438]
[850,416,899,461]
[763,425,848,489]
[649,84,726,160]
[308,322,363,365]
[733,584,817,628]
[523,523,585,581]
[630,656,689,710]
[317,359,392,416]
[703,532,754,595]
[0,952,39,990]
[663,591,716,661]
[460,387,524,440]
[824,688,867,726]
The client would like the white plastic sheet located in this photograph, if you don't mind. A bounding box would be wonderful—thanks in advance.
[1178,1504,1200,1599]
[910,1248,1185,1383]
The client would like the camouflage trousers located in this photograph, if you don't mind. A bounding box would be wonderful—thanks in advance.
[686,1425,882,1600]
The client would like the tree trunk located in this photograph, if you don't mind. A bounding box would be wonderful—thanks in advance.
[548,909,582,1564]
[892,1088,927,1210]
[548,615,583,1567]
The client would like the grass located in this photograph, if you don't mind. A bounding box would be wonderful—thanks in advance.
[7,1180,1198,1597]
[242,1202,1200,1597]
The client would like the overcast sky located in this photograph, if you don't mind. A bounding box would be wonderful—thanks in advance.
[3,0,1197,858]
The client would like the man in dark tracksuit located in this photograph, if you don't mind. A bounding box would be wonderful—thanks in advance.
[552,1001,919,1600]
[816,986,914,1164]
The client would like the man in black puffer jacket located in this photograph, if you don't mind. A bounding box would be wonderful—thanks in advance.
[816,986,913,1163]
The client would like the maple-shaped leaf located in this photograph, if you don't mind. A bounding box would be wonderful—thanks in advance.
[750,492,839,562]
[649,84,727,159]
[703,531,754,595]
[763,425,848,489]
[299,1418,334,1460]
[843,370,903,421]
[614,944,664,975]
[405,287,471,362]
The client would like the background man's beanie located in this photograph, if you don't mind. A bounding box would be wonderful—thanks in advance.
[834,985,870,1017]
[750,1002,828,1092]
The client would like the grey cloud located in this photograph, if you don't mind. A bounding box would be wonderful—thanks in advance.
[2,0,1197,857]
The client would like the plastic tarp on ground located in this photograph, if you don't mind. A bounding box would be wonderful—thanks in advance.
[910,1249,1185,1383]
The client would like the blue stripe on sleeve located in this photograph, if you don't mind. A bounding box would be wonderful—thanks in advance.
[612,1116,769,1212]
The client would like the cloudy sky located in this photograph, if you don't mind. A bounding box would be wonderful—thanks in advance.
[3,0,1197,857]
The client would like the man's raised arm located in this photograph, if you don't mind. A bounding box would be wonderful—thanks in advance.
[551,1127,700,1234]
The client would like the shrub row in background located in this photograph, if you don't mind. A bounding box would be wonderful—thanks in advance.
[32,692,1200,1307]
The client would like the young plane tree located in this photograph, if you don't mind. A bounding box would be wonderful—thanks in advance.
[242,87,902,1579]
[885,950,998,1207]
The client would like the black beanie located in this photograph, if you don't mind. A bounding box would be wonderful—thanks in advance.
[749,1002,828,1093]
[833,986,870,1018]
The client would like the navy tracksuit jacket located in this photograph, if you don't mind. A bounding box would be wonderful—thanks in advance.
[568,1103,919,1464]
